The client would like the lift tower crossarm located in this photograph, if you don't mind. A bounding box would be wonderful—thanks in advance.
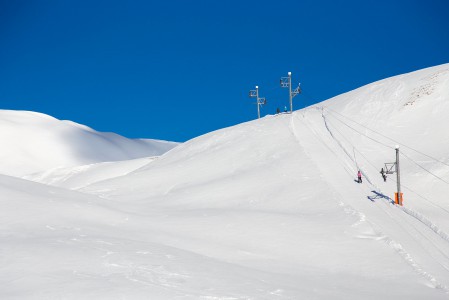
[280,71,301,113]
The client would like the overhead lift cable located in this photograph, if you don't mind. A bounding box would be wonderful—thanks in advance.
[321,110,449,215]
[323,107,449,187]
[321,108,394,150]
[322,106,449,170]
[400,152,449,186]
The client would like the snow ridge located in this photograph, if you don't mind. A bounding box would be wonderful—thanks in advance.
[2,64,449,299]
[294,109,449,293]
[319,100,449,250]
[0,110,178,177]
[400,206,449,245]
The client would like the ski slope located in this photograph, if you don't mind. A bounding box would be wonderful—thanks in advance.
[2,63,449,299]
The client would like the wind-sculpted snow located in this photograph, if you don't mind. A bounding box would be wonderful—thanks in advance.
[23,157,157,190]
[2,64,449,299]
[400,206,449,244]
[0,110,178,177]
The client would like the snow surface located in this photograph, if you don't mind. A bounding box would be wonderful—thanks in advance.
[0,110,178,177]
[23,157,156,190]
[2,63,449,299]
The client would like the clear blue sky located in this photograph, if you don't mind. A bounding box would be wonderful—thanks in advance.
[1,0,448,142]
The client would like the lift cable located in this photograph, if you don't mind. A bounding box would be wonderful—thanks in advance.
[322,106,449,169]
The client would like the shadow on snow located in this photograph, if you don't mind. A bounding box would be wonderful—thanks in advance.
[367,190,394,204]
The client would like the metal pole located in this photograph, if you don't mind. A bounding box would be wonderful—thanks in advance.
[256,86,260,119]
[395,145,402,205]
[288,72,293,113]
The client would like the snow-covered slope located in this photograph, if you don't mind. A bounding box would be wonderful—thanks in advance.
[0,110,178,177]
[2,63,449,299]
[23,157,156,190]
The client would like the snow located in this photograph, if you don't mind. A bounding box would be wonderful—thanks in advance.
[23,157,156,190]
[0,110,178,177]
[2,63,449,299]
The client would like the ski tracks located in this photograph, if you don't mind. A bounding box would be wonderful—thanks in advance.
[290,109,449,293]
[319,106,449,251]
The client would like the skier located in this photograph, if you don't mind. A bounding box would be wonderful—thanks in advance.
[276,107,280,114]
[380,168,387,182]
[357,170,362,183]
[284,106,288,113]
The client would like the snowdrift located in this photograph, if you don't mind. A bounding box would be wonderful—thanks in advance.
[0,110,178,177]
[2,63,449,299]
[23,157,156,190]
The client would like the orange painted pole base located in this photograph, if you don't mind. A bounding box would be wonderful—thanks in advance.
[394,192,404,206]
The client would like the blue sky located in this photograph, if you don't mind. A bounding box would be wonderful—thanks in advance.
[1,0,448,142]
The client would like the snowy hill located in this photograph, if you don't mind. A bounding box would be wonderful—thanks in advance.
[2,63,449,299]
[23,157,156,190]
[0,110,178,177]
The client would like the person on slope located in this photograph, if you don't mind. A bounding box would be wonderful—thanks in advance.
[380,168,387,182]
[357,170,362,183]
[284,106,288,113]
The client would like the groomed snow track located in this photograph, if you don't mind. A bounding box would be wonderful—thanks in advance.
[290,109,449,293]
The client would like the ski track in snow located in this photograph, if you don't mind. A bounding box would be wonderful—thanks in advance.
[321,106,449,250]
[319,105,449,248]
[399,207,449,244]
[291,110,449,293]
[4,64,449,299]
[308,109,449,292]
